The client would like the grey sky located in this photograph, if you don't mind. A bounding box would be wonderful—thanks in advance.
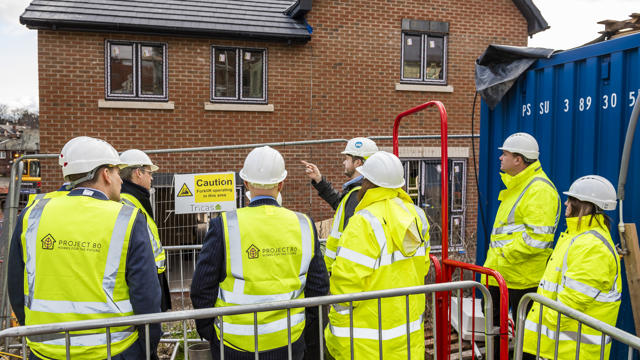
[0,0,637,112]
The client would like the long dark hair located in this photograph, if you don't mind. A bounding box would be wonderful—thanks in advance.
[566,196,611,231]
[358,178,379,202]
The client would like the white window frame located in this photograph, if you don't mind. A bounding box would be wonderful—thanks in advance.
[211,47,268,104]
[105,40,169,101]
[400,32,447,85]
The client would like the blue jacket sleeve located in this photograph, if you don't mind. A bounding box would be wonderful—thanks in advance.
[7,212,26,325]
[190,216,225,341]
[126,211,162,354]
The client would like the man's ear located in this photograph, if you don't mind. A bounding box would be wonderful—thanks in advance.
[277,182,284,192]
[100,167,112,185]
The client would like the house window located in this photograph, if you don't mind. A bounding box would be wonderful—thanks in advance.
[0,152,5,159]
[402,158,466,250]
[400,19,448,85]
[211,47,267,103]
[105,41,168,101]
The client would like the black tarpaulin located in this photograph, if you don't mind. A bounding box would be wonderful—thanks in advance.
[475,44,554,109]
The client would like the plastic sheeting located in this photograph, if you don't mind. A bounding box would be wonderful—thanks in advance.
[475,44,554,109]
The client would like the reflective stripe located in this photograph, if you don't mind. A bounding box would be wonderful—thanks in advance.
[524,319,610,345]
[332,303,351,315]
[330,199,345,239]
[490,239,513,248]
[563,276,621,303]
[336,246,426,270]
[217,313,305,335]
[29,327,135,346]
[27,298,133,314]
[412,205,429,238]
[330,316,423,340]
[492,224,557,235]
[24,198,52,308]
[522,232,553,249]
[325,248,337,260]
[561,230,621,303]
[223,210,313,305]
[122,198,165,269]
[225,211,244,280]
[25,202,134,315]
[336,246,377,269]
[491,176,561,239]
[539,279,560,294]
[33,193,46,202]
[358,209,387,252]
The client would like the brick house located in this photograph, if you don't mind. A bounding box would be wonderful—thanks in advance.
[20,0,547,257]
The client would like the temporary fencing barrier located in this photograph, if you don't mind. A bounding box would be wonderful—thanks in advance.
[0,281,494,360]
[514,292,640,360]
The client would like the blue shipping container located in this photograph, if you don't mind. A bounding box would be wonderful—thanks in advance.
[477,32,640,358]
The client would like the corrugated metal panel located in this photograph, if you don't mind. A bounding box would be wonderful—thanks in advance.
[477,32,640,358]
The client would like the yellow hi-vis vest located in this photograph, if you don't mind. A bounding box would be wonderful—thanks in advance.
[482,161,560,289]
[120,192,166,273]
[20,193,139,359]
[26,191,69,208]
[214,205,315,352]
[325,187,430,360]
[324,186,360,272]
[523,215,621,360]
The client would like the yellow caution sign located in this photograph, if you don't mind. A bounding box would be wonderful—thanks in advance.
[177,183,193,197]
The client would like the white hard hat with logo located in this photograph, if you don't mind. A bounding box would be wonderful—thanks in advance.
[356,151,405,188]
[563,175,617,211]
[498,132,539,160]
[239,146,287,185]
[342,137,378,159]
[61,137,125,180]
[120,149,159,172]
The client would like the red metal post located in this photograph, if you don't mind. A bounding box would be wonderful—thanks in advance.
[393,101,449,359]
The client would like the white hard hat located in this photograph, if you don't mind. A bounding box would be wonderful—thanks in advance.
[120,149,159,172]
[342,137,378,159]
[498,132,539,160]
[239,146,287,185]
[61,137,124,179]
[563,175,617,211]
[59,136,92,167]
[356,151,405,188]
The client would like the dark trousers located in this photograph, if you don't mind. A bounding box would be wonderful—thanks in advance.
[482,285,537,360]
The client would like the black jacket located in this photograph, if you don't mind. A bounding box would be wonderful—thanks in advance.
[312,176,362,229]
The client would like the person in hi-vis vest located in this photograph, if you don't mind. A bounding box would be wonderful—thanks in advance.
[8,136,162,360]
[119,149,171,312]
[523,175,621,360]
[481,132,561,359]
[325,151,430,360]
[191,146,329,360]
[301,137,378,272]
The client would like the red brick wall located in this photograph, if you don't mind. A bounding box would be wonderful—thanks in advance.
[37,0,528,254]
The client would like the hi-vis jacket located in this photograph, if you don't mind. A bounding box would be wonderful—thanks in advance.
[523,215,622,360]
[324,186,360,272]
[325,187,430,360]
[121,192,166,273]
[482,161,560,289]
[16,191,141,359]
[214,205,315,352]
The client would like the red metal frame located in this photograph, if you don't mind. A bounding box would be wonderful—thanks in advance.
[393,102,509,360]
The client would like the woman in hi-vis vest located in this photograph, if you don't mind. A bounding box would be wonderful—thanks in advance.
[523,175,622,360]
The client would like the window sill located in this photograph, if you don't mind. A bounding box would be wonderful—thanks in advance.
[395,83,454,93]
[98,100,174,110]
[204,103,274,112]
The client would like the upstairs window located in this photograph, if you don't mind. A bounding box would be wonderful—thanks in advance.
[400,19,448,85]
[212,47,267,104]
[105,41,168,101]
